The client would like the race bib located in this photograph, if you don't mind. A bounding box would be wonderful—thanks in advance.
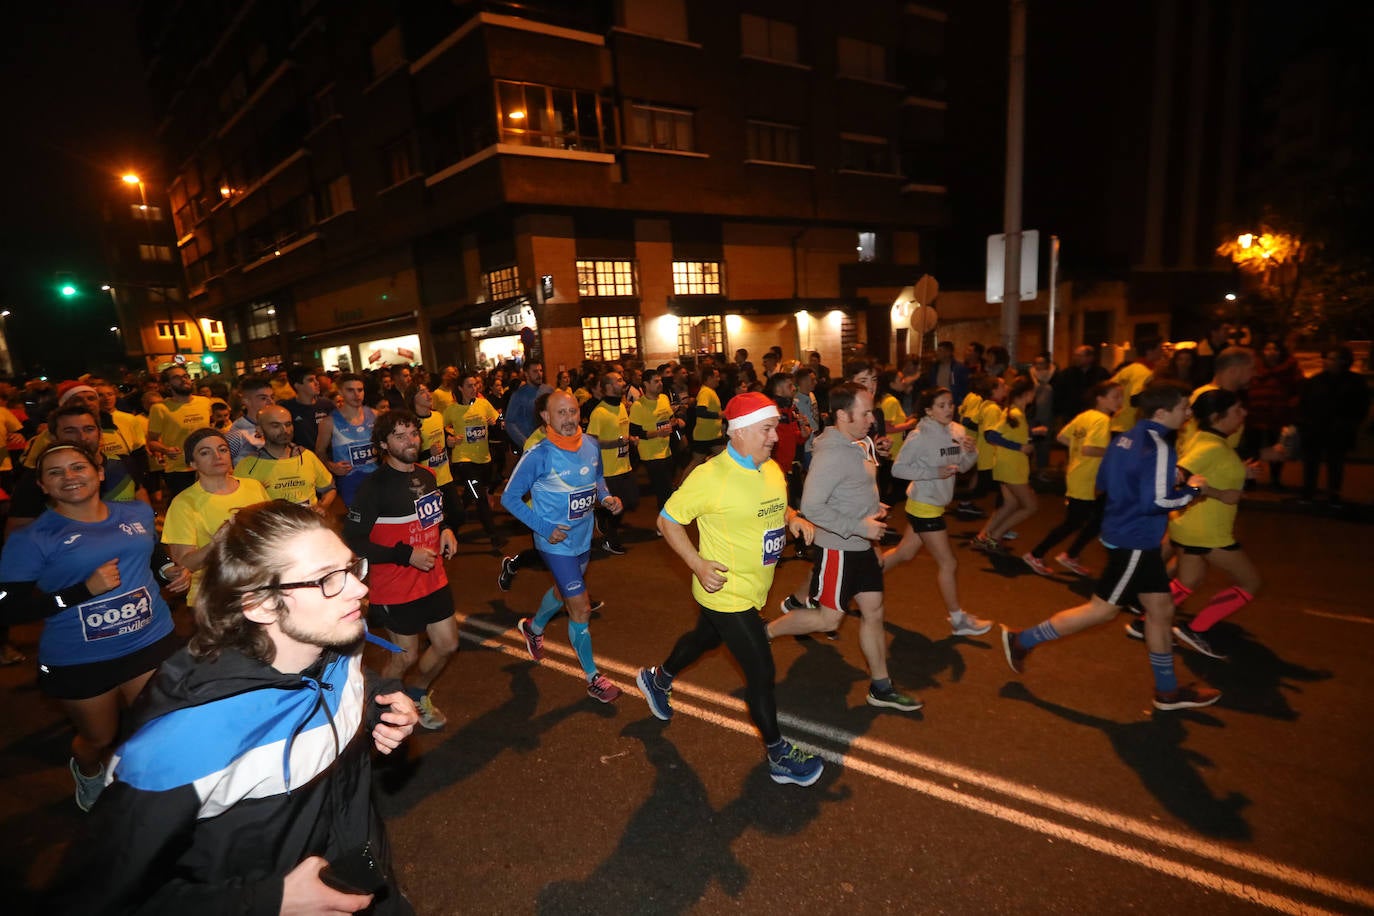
[79,586,154,642]
[464,425,487,444]
[762,526,786,567]
[347,442,375,465]
[567,486,598,520]
[427,449,446,469]
[656,419,672,433]
[617,441,629,458]
[414,489,443,529]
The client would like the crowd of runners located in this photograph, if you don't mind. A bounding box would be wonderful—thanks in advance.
[1,331,1368,910]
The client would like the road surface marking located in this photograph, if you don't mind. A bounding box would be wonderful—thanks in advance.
[1301,608,1373,625]
[458,614,1372,913]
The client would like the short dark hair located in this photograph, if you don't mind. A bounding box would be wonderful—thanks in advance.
[36,442,100,476]
[48,402,98,429]
[287,365,316,386]
[843,359,872,380]
[336,372,364,388]
[1090,380,1122,405]
[238,375,271,395]
[768,372,792,394]
[828,382,867,417]
[1213,347,1255,375]
[1133,334,1163,357]
[1137,380,1188,419]
[184,427,229,464]
[372,409,419,454]
[919,387,953,414]
[1192,388,1241,433]
[159,365,188,384]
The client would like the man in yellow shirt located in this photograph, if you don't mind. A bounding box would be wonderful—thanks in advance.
[629,369,682,510]
[1109,335,1165,433]
[147,365,214,497]
[636,392,824,787]
[1179,347,1254,451]
[233,405,337,514]
[443,371,504,548]
[680,365,724,480]
[586,371,637,554]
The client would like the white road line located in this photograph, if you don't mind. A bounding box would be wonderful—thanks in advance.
[1301,608,1374,625]
[457,615,1373,912]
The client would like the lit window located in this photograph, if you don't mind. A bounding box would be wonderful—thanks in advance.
[156,321,191,339]
[581,315,641,361]
[139,244,174,262]
[741,14,798,63]
[628,104,694,152]
[746,121,802,164]
[484,266,521,300]
[678,315,724,355]
[131,204,164,221]
[672,261,723,296]
[857,232,876,262]
[837,37,887,82]
[497,81,614,152]
[576,260,636,297]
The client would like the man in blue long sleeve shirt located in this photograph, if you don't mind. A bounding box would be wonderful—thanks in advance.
[501,390,624,702]
[999,382,1222,711]
[504,362,550,455]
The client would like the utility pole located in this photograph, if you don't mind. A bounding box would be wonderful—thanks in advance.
[1001,0,1027,360]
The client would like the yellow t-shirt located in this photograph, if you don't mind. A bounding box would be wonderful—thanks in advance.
[417,410,453,485]
[991,406,1030,484]
[663,449,789,613]
[1109,361,1154,433]
[631,394,673,461]
[444,397,499,464]
[588,400,631,477]
[0,406,22,473]
[1169,431,1244,548]
[162,476,271,605]
[233,448,333,506]
[694,385,722,442]
[958,392,983,426]
[1062,408,1111,500]
[573,387,593,406]
[878,393,908,459]
[975,401,1004,471]
[1179,383,1244,452]
[149,396,214,473]
[431,387,456,414]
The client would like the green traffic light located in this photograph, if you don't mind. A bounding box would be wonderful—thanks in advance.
[201,354,214,365]
[61,284,77,297]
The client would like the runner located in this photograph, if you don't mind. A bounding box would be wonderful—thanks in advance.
[146,365,214,497]
[443,372,505,548]
[680,365,725,479]
[316,373,377,508]
[974,377,1045,551]
[232,404,337,513]
[586,371,638,555]
[1108,335,1164,434]
[281,365,334,452]
[405,381,463,530]
[224,375,273,463]
[636,392,825,786]
[629,368,681,512]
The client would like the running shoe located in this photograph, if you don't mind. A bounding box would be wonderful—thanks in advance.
[767,741,824,787]
[867,684,924,712]
[417,693,448,730]
[636,667,673,721]
[69,758,105,813]
[1172,623,1227,660]
[1001,530,1019,541]
[949,611,993,637]
[587,673,622,703]
[1000,625,1029,674]
[516,617,544,662]
[955,502,987,519]
[1124,618,1146,641]
[1021,553,1052,576]
[600,538,627,556]
[1054,553,1093,577]
[497,555,517,591]
[1153,683,1222,711]
[779,594,816,615]
[588,599,606,613]
[973,535,1009,555]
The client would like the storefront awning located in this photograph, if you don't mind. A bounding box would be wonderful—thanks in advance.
[668,297,867,317]
[431,295,531,333]
[293,310,418,342]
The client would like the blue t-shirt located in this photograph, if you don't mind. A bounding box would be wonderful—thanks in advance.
[329,407,378,504]
[0,501,174,666]
[500,436,609,556]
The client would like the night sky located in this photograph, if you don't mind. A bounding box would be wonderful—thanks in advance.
[0,0,1360,376]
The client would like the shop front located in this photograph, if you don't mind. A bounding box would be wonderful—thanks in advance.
[432,296,539,371]
[667,297,861,369]
[294,311,430,373]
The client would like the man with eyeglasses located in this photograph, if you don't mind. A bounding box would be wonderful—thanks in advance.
[147,365,213,497]
[344,410,458,730]
[44,501,420,914]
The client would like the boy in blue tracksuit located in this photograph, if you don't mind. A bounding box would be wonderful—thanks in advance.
[501,390,625,702]
[998,382,1222,711]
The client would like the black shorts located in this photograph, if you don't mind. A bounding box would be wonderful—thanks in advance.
[906,512,947,533]
[371,588,455,636]
[1093,546,1171,607]
[691,438,723,455]
[38,631,181,700]
[1170,540,1241,555]
[809,545,884,613]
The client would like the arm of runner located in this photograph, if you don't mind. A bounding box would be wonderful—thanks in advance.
[658,511,728,591]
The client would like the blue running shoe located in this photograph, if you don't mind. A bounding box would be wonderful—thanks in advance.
[637,667,673,721]
[767,741,824,787]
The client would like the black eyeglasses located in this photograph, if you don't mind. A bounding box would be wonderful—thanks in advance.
[275,557,369,598]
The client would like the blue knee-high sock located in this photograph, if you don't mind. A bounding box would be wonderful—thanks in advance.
[1017,621,1061,651]
[568,620,597,678]
[531,587,561,633]
[1150,651,1178,694]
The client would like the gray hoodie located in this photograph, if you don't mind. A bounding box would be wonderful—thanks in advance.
[800,427,881,550]
[891,416,979,508]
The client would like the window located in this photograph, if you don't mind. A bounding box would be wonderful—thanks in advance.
[247,303,279,340]
[382,137,416,186]
[370,26,405,80]
[156,321,191,339]
[496,80,615,152]
[746,121,802,164]
[837,37,887,82]
[840,135,894,173]
[576,260,636,297]
[672,261,723,296]
[678,315,724,355]
[200,318,228,350]
[581,316,640,361]
[621,0,688,41]
[857,231,877,262]
[484,266,521,300]
[320,175,353,218]
[139,244,173,262]
[131,204,164,221]
[627,104,695,152]
[740,14,798,63]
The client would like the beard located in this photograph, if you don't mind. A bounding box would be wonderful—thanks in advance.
[278,606,367,652]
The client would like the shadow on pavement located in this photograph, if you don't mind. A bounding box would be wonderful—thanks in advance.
[536,718,849,915]
[998,681,1252,839]
[1175,623,1333,722]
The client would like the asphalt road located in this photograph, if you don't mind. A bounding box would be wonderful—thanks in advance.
[4,490,1373,915]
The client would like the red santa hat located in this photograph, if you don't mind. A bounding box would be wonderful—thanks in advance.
[722,392,779,431]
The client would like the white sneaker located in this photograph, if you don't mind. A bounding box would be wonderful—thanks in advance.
[950,612,993,637]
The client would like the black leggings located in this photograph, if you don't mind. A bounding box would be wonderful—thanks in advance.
[1030,495,1104,559]
[455,462,497,537]
[662,605,779,746]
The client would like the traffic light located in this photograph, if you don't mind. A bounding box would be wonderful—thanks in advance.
[61,284,77,298]
[55,271,78,298]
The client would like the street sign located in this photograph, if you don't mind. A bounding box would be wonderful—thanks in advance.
[985,230,1039,303]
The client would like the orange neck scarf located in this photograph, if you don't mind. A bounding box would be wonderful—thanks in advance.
[546,427,583,451]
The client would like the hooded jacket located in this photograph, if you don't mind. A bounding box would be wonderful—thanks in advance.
[1096,418,1199,549]
[801,427,881,550]
[892,417,979,508]
[45,644,410,915]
